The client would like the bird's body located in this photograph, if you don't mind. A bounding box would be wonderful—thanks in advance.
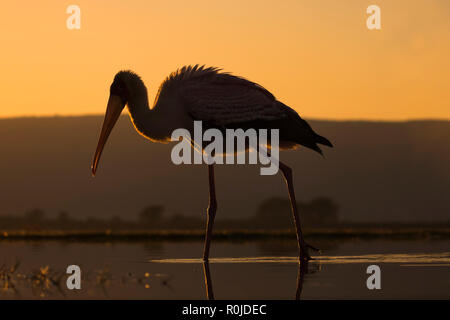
[116,66,331,152]
[92,65,333,261]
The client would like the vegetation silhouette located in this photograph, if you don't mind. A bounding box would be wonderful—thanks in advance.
[254,196,339,228]
[0,199,449,241]
[0,196,338,231]
[139,205,164,227]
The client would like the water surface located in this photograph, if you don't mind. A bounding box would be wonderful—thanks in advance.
[0,239,448,299]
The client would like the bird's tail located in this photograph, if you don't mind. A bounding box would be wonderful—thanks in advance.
[315,134,333,148]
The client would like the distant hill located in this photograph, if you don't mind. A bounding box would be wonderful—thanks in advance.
[0,116,449,222]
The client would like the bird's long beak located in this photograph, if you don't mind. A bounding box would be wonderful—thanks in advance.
[91,94,125,176]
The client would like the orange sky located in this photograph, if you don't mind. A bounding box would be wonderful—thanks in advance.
[0,0,449,120]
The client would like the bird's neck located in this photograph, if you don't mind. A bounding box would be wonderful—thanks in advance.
[126,87,169,142]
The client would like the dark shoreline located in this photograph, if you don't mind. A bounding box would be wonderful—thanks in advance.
[1,227,449,242]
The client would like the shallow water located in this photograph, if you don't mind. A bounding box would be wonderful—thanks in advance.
[0,239,448,299]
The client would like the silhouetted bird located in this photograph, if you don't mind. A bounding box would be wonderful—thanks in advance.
[92,65,332,260]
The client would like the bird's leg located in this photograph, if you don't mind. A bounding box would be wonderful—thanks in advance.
[203,164,217,261]
[279,161,318,261]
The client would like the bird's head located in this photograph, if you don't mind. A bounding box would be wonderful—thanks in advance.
[91,71,137,176]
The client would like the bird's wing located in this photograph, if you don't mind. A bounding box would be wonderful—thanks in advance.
[179,73,287,126]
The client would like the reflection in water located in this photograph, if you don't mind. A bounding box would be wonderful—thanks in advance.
[151,251,450,300]
[295,259,308,300]
[202,259,312,300]
[1,240,449,299]
[203,261,214,300]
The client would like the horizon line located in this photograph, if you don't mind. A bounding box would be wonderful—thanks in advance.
[0,113,449,123]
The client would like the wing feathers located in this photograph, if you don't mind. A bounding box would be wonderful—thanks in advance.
[157,65,333,153]
[165,65,284,126]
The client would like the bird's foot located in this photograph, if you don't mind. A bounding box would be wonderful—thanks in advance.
[299,246,311,261]
[305,242,321,253]
[300,254,311,261]
[299,242,320,261]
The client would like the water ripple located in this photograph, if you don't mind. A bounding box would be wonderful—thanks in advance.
[149,252,450,264]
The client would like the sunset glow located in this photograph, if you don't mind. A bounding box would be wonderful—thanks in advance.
[1,0,449,120]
